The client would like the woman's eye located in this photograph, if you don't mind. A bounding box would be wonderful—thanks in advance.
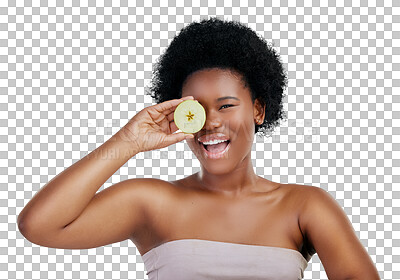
[220,104,233,109]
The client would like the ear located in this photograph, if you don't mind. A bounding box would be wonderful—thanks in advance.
[253,98,266,125]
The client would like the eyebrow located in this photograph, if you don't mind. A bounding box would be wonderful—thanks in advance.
[216,96,240,102]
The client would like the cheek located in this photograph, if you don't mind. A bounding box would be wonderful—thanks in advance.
[228,114,255,143]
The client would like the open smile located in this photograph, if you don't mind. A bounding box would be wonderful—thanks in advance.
[199,140,231,159]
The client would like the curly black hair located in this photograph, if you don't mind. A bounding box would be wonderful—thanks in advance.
[146,17,288,137]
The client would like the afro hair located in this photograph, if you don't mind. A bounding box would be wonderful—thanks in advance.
[146,17,288,137]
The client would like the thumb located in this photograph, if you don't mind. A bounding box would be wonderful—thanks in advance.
[166,132,194,145]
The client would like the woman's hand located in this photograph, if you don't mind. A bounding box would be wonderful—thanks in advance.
[116,96,195,153]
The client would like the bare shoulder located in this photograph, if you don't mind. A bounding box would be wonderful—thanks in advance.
[292,183,345,227]
[123,177,176,190]
[281,184,334,253]
[131,177,186,206]
[282,183,336,217]
[278,183,324,205]
[291,184,336,207]
[282,183,323,193]
[124,178,181,251]
[288,183,380,279]
[111,178,178,221]
[123,177,177,200]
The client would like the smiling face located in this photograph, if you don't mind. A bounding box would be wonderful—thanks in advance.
[181,68,266,174]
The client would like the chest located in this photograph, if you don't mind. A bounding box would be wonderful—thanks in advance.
[171,195,297,239]
[140,188,305,256]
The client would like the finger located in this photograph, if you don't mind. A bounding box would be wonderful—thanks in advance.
[169,119,179,132]
[161,96,195,117]
[148,96,195,125]
[153,96,194,114]
[165,132,194,146]
[169,121,194,140]
[166,110,175,122]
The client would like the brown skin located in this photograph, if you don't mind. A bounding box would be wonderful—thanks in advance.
[181,68,266,196]
[18,68,380,280]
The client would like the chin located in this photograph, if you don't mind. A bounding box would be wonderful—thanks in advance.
[201,163,235,176]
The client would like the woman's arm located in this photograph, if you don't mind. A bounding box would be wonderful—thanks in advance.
[17,96,194,249]
[299,186,381,280]
[17,132,143,247]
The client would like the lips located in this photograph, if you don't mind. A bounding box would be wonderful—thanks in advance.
[199,139,231,159]
[197,133,230,143]
[196,132,232,159]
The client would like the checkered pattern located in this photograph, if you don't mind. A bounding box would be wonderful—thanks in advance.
[1,0,398,279]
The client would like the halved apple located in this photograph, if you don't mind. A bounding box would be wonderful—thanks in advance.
[174,100,206,133]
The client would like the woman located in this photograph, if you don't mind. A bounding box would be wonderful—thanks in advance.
[18,18,380,279]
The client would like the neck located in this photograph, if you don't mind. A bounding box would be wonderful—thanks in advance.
[195,156,260,197]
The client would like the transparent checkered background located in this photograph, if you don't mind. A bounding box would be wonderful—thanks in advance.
[1,0,398,279]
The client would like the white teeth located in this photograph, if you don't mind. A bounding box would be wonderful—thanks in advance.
[202,139,228,145]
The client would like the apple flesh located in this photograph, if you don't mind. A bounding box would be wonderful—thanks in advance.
[174,100,206,133]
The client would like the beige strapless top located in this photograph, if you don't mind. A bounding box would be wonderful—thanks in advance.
[141,239,308,280]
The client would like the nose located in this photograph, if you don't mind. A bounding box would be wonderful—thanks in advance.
[202,109,222,131]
